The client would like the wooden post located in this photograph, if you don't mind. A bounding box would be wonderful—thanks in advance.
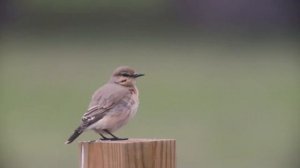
[79,139,176,168]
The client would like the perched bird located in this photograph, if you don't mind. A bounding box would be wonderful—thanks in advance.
[65,66,144,144]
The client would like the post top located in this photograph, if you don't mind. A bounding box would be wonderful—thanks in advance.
[79,138,176,144]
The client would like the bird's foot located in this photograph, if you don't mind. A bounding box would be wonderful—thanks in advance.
[102,129,128,141]
[99,137,128,141]
[110,137,128,141]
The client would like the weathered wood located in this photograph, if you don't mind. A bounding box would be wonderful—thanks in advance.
[79,139,176,168]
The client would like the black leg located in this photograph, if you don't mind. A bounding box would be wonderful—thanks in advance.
[99,133,110,141]
[104,129,128,141]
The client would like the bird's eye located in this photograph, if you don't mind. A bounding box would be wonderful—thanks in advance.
[120,72,131,77]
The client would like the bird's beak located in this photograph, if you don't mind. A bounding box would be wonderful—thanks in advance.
[133,73,145,78]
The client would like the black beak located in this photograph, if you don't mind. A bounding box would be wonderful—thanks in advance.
[133,73,145,78]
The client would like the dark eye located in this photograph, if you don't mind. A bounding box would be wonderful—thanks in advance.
[120,72,131,77]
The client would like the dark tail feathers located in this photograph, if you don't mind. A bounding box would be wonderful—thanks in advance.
[65,126,84,144]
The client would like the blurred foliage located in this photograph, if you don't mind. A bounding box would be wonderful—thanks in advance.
[18,0,169,12]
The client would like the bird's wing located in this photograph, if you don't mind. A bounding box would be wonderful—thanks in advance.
[80,84,129,128]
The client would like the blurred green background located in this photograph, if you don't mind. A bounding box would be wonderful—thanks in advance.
[1,0,300,168]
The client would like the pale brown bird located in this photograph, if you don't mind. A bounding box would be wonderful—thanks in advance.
[65,66,144,144]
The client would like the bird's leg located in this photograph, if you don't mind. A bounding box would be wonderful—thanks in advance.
[104,129,128,141]
[99,133,110,141]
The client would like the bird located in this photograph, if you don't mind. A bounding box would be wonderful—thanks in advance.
[65,66,144,144]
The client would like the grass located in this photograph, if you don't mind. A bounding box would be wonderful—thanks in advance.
[0,30,299,168]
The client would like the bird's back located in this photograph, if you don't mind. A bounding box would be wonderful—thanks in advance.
[88,83,130,108]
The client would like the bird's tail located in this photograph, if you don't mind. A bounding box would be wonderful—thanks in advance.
[65,126,84,144]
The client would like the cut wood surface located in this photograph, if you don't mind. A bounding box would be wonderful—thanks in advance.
[79,139,176,168]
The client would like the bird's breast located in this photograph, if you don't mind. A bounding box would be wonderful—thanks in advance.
[128,89,139,118]
[104,88,139,120]
[87,87,140,132]
[130,100,139,118]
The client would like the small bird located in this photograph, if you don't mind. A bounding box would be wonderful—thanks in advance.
[65,66,144,144]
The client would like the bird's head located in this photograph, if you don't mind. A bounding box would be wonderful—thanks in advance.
[110,66,144,87]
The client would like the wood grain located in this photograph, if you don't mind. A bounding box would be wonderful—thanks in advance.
[79,139,176,168]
